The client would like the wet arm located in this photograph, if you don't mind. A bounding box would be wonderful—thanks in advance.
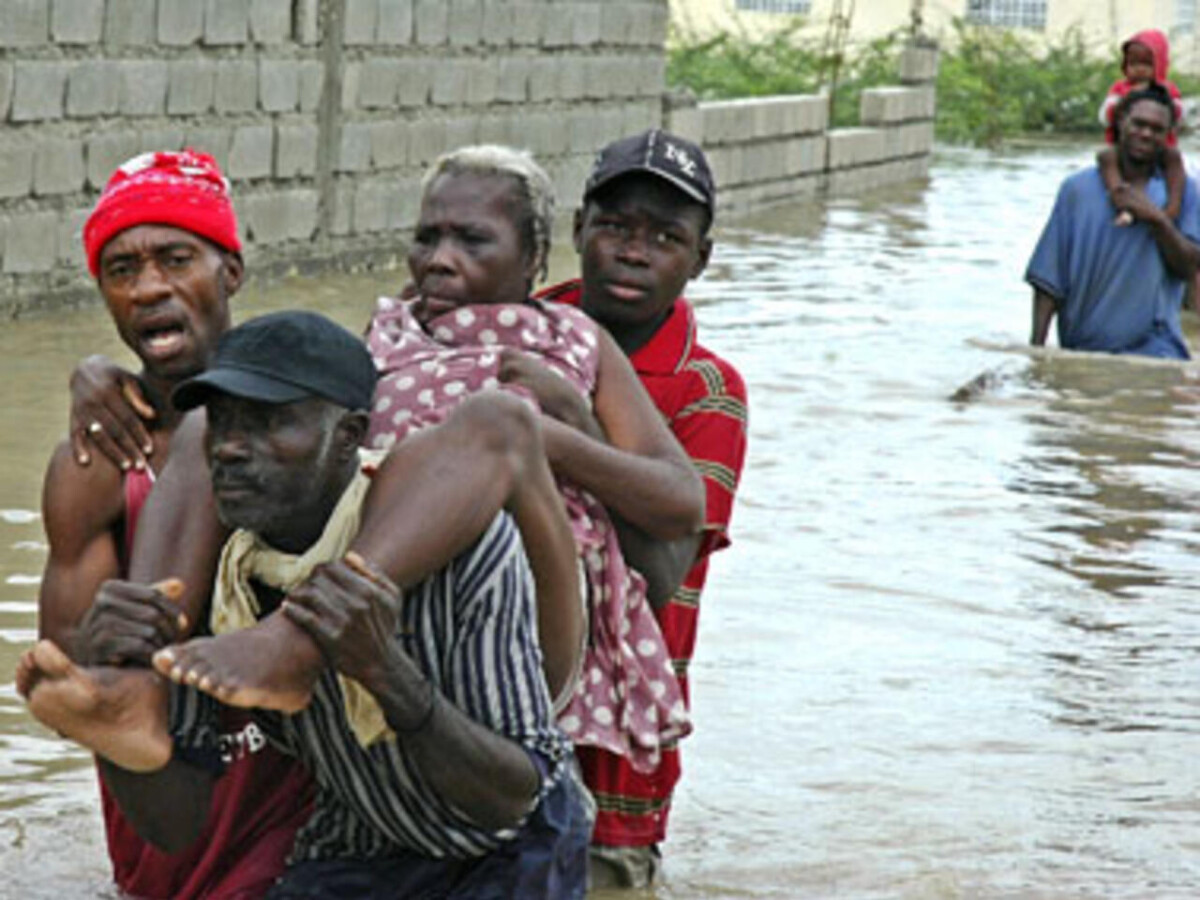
[98,739,214,853]
[541,330,704,541]
[1031,289,1057,346]
[69,355,155,471]
[38,444,124,655]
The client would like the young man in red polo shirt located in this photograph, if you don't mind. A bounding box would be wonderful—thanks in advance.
[538,130,749,888]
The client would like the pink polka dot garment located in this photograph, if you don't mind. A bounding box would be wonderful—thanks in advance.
[365,297,692,773]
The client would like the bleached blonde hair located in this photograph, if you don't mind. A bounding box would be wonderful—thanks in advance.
[421,144,555,283]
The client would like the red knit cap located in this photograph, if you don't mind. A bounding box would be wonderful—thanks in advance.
[83,149,242,278]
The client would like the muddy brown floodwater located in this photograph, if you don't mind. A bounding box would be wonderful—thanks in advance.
[2,143,1199,898]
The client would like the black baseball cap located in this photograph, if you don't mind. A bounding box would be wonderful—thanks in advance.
[173,311,377,412]
[584,129,716,213]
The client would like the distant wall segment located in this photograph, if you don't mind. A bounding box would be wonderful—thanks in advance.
[0,3,934,315]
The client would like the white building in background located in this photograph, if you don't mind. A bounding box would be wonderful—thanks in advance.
[671,0,1200,72]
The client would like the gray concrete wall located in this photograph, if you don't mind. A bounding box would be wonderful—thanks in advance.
[667,44,939,216]
[1,0,669,316]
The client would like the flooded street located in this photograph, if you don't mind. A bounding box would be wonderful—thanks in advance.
[3,142,1200,898]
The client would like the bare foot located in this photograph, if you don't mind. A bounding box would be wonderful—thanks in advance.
[152,612,323,714]
[22,640,172,773]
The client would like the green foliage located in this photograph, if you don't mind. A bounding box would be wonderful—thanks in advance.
[666,18,1193,147]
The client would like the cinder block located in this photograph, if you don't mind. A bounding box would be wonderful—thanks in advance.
[623,98,660,136]
[330,183,353,235]
[168,61,216,115]
[477,114,517,147]
[259,60,300,112]
[481,4,511,46]
[899,44,939,85]
[105,0,155,44]
[138,126,186,154]
[495,58,528,104]
[205,0,250,45]
[826,127,889,170]
[243,191,318,243]
[182,125,233,169]
[158,0,204,45]
[378,0,413,44]
[396,59,430,107]
[5,211,59,274]
[583,57,611,100]
[228,125,273,180]
[299,61,324,112]
[783,134,827,176]
[337,122,373,173]
[387,175,421,230]
[343,0,376,45]
[448,0,482,47]
[415,1,447,45]
[600,5,631,45]
[354,181,388,233]
[215,61,259,114]
[666,106,703,143]
[341,62,361,111]
[369,121,408,169]
[86,132,142,188]
[528,59,558,103]
[34,137,85,196]
[526,112,567,157]
[568,109,605,154]
[52,0,104,43]
[118,61,169,116]
[250,0,291,44]
[444,116,477,150]
[408,117,446,165]
[137,126,185,155]
[646,4,669,47]
[542,6,572,48]
[67,61,120,118]
[11,63,69,122]
[573,4,601,46]
[510,4,541,46]
[0,65,13,120]
[0,141,34,199]
[284,190,319,240]
[58,207,90,268]
[295,0,320,44]
[275,123,319,177]
[359,59,401,109]
[609,54,640,99]
[860,86,935,126]
[466,59,497,106]
[431,60,469,106]
[558,57,586,102]
[0,1,50,47]
[640,55,665,96]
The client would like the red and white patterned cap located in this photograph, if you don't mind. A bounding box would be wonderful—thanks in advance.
[83,149,242,277]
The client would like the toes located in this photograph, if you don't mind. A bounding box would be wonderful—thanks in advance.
[31,640,74,676]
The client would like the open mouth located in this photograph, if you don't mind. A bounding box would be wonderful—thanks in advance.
[137,322,189,359]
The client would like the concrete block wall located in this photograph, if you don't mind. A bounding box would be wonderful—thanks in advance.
[2,0,670,315]
[668,43,939,215]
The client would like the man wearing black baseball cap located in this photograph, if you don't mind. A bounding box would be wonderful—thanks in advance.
[26,310,591,896]
[538,130,749,887]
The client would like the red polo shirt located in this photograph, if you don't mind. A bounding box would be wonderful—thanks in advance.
[540,280,749,846]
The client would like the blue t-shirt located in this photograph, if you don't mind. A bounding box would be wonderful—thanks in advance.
[1025,166,1200,359]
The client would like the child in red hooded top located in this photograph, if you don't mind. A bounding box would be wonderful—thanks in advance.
[1097,29,1187,225]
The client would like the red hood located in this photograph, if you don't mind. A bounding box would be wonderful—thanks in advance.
[1123,28,1170,82]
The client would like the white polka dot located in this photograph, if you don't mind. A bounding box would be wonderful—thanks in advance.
[434,326,453,341]
[482,377,499,390]
[479,329,498,345]
[583,694,594,708]
[637,639,657,657]
[590,668,602,685]
[581,329,597,347]
[372,433,396,451]
[593,706,614,726]
[521,329,537,344]
[417,389,434,406]
[456,308,476,326]
[480,352,497,367]
[444,381,465,396]
[420,360,438,373]
[649,680,667,699]
[559,714,581,733]
[392,409,412,425]
[379,296,395,311]
[497,308,518,327]
[394,375,415,391]
[374,396,393,413]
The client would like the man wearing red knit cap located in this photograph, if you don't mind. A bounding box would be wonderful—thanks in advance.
[33,149,313,899]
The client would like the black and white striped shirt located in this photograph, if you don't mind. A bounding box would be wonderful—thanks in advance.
[172,512,569,863]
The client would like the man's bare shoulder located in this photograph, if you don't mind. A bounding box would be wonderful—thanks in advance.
[43,439,127,538]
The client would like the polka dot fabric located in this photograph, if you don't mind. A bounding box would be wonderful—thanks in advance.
[365,297,691,772]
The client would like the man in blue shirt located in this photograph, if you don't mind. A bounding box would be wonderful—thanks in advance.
[1027,83,1200,359]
